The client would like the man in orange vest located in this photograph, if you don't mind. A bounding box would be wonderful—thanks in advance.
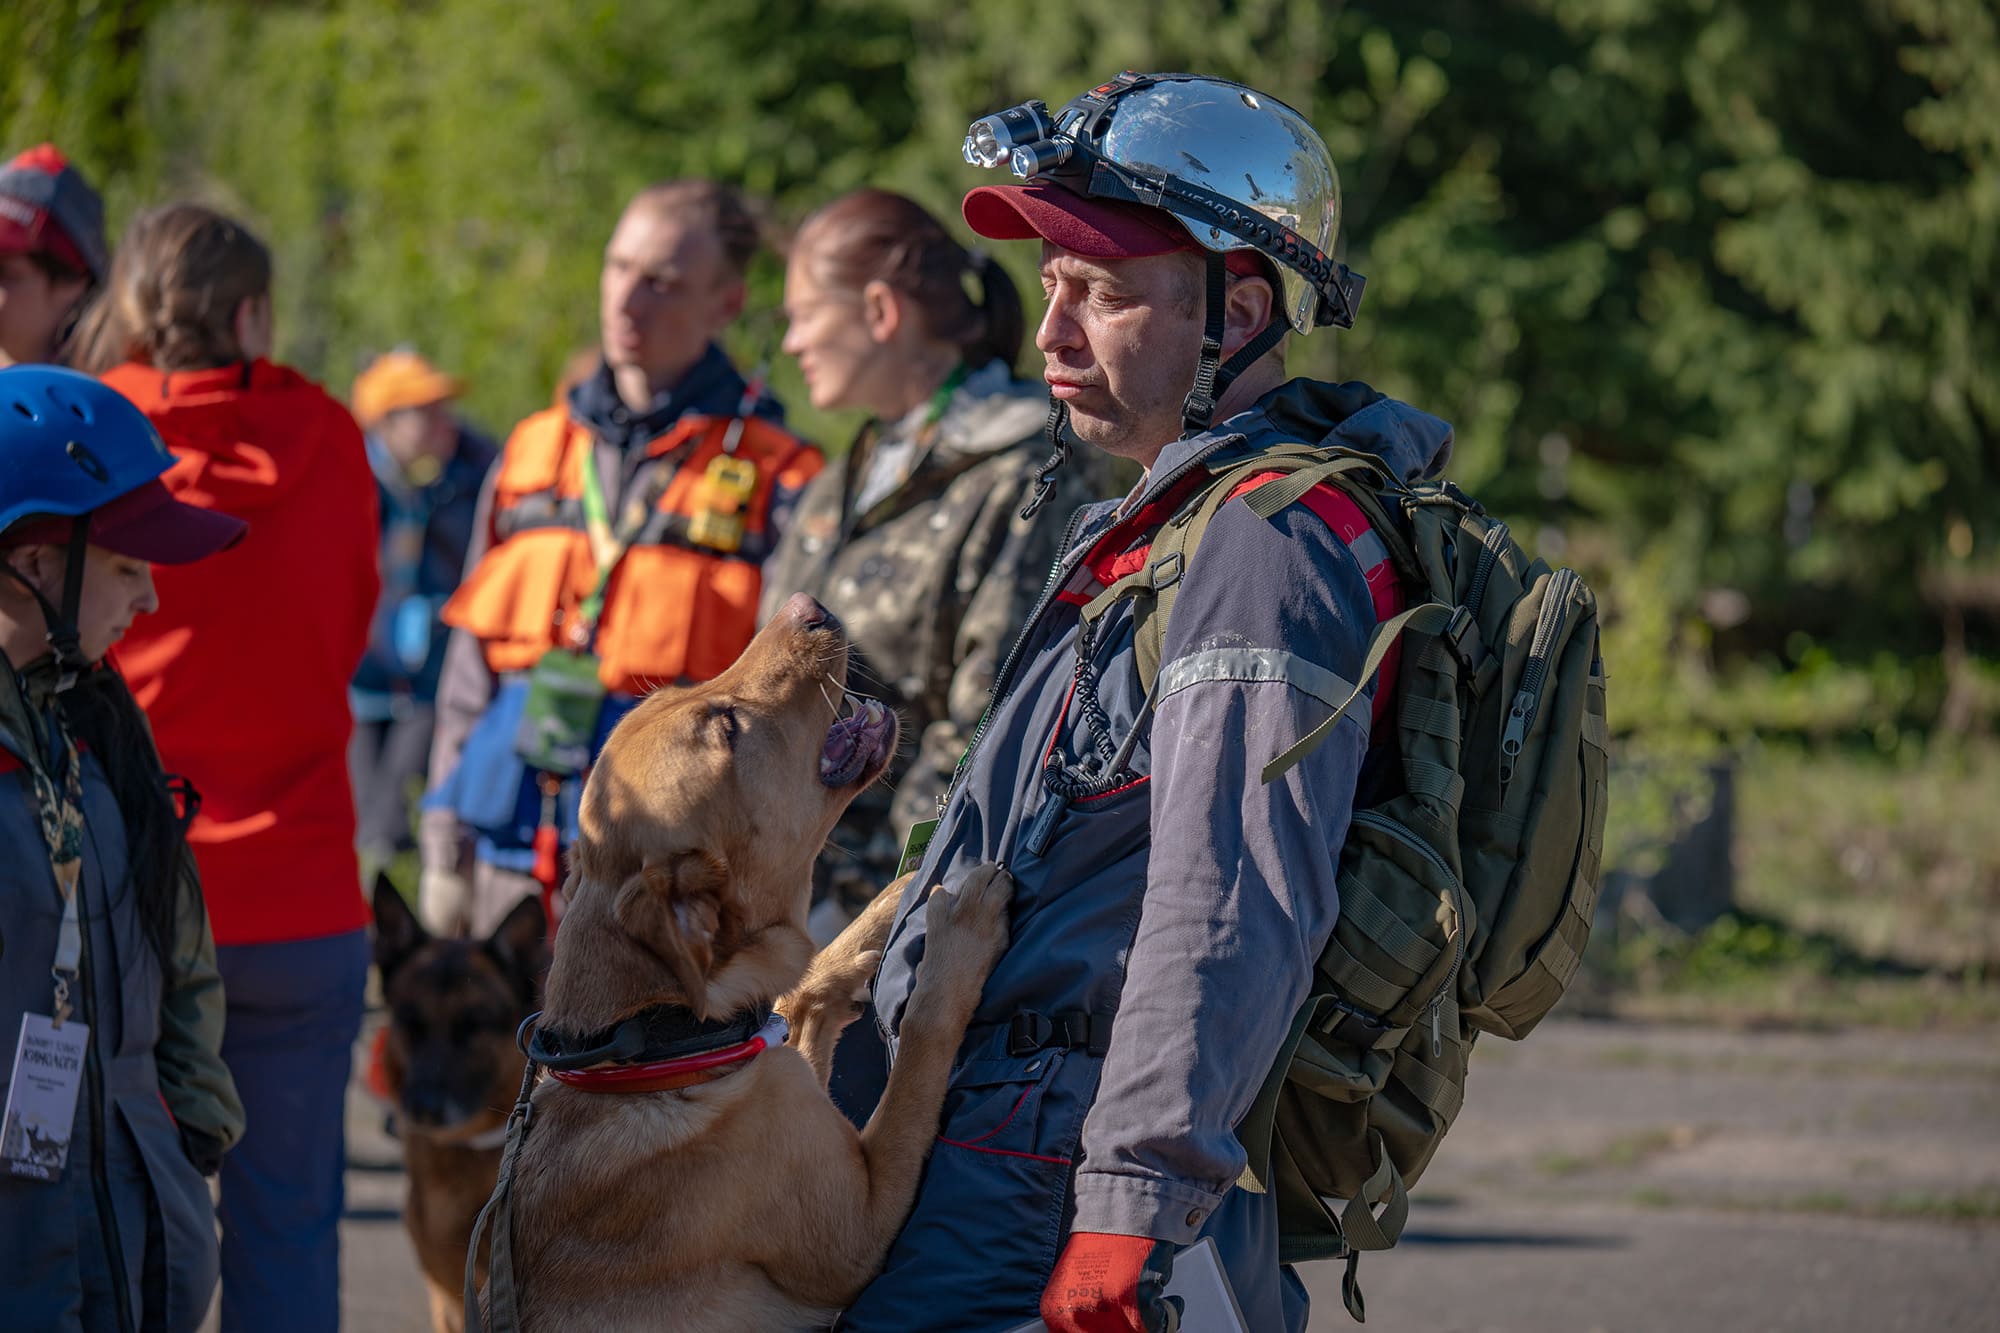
[421,180,821,935]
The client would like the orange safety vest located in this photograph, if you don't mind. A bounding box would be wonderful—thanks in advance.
[442,406,822,694]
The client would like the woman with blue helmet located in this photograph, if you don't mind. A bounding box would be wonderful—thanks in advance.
[0,364,246,1331]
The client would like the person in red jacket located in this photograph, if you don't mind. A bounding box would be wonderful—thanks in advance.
[76,203,379,1333]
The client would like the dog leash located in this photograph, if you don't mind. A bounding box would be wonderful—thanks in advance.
[465,1018,543,1333]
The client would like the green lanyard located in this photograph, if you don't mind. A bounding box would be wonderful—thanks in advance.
[573,444,625,638]
[925,361,971,427]
[26,721,87,1026]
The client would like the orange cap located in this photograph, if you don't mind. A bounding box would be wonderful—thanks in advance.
[351,350,465,428]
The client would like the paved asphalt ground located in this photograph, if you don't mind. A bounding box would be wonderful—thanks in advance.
[337,1017,1999,1331]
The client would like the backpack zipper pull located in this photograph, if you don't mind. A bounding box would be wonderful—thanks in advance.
[1426,992,1444,1058]
[1499,689,1534,789]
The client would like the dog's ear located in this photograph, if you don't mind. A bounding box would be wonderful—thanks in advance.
[612,851,730,1018]
[486,894,550,1005]
[371,874,427,983]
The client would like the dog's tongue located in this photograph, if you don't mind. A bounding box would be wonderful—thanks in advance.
[820,696,891,787]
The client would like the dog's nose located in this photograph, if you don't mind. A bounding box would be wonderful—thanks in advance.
[785,593,829,629]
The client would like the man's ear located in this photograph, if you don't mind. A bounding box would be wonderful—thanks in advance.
[612,851,731,1017]
[371,874,427,983]
[1219,269,1278,360]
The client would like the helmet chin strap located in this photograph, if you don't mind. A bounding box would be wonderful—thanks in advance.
[1,515,93,692]
[1181,251,1291,438]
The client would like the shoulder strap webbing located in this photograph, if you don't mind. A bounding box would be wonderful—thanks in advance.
[1114,455,1311,692]
[1260,600,1455,784]
[1121,450,1409,698]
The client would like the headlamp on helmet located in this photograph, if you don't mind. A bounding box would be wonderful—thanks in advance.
[962,71,1366,336]
[962,101,1060,171]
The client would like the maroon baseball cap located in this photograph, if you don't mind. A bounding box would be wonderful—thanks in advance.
[964,180,1197,257]
[964,179,1270,281]
[6,480,247,565]
[0,144,108,282]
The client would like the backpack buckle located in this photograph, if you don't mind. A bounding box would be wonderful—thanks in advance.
[1443,605,1483,674]
[1320,1002,1402,1051]
[1148,550,1183,589]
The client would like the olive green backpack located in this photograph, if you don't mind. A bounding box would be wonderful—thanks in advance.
[1089,442,1609,1322]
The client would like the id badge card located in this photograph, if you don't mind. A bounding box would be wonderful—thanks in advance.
[3,1013,88,1182]
[897,817,941,879]
[514,649,609,776]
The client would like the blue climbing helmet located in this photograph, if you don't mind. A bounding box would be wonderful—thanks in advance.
[0,365,178,531]
[0,365,245,681]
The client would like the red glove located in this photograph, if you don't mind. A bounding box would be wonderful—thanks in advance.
[1041,1231,1180,1333]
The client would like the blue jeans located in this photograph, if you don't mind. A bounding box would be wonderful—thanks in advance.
[215,930,368,1333]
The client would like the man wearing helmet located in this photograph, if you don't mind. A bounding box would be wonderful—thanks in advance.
[845,75,1455,1332]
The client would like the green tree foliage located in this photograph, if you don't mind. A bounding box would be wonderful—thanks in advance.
[3,0,1993,662]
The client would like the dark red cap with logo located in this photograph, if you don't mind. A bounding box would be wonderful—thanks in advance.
[0,144,109,283]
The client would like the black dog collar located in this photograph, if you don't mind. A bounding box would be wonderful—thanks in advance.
[520,1004,773,1072]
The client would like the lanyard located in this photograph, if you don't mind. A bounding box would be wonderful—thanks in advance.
[26,720,87,1025]
[575,440,624,633]
[925,361,971,425]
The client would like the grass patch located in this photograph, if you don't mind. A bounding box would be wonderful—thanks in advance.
[1620,1187,2000,1223]
[1734,741,2000,973]
[1874,1189,2000,1222]
[1583,753,2000,1023]
[1536,1151,1590,1178]
[1583,924,2000,1029]
[1536,1126,1701,1178]
[1574,736,2000,1029]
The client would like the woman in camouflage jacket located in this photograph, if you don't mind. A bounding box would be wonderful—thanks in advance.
[764,188,1103,922]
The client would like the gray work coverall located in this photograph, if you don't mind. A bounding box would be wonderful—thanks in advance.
[843,378,1454,1332]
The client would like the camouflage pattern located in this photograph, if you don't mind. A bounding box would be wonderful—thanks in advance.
[759,360,1105,910]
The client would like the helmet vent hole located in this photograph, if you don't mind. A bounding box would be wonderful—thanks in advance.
[66,441,110,482]
[11,402,35,421]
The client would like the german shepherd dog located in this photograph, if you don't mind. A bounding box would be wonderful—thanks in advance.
[372,877,549,1333]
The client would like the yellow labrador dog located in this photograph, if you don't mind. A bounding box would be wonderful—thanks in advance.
[486,593,1008,1331]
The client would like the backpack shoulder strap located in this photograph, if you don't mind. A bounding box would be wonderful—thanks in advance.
[1125,448,1417,696]
[1117,454,1307,693]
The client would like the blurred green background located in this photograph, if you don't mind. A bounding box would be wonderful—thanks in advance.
[8,0,1995,1021]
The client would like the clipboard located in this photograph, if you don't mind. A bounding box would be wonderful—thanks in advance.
[1003,1237,1250,1333]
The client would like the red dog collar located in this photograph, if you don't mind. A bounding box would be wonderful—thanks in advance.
[547,1013,789,1093]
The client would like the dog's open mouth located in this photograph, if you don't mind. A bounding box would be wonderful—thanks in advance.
[819,693,894,788]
